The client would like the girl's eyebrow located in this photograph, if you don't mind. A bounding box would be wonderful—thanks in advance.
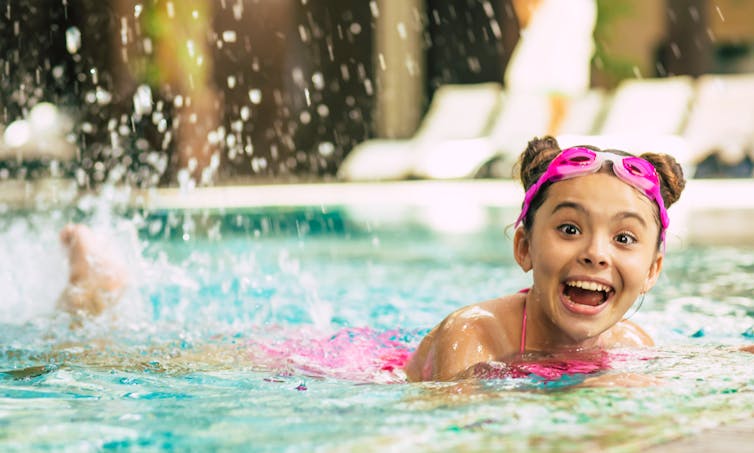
[551,201,585,215]
[614,211,648,227]
[552,201,648,227]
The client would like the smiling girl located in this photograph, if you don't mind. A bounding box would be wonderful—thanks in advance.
[405,136,687,382]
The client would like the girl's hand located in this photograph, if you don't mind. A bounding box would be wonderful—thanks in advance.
[740,345,754,354]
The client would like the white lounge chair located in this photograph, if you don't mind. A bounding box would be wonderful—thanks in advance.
[337,83,502,181]
[411,89,548,179]
[558,89,608,136]
[468,89,607,179]
[682,73,754,166]
[558,76,695,172]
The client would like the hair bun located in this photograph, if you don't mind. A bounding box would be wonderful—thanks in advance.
[517,136,561,189]
[639,152,686,208]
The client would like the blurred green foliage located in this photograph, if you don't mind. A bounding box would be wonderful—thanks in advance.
[593,0,641,87]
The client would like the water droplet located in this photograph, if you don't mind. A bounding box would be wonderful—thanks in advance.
[95,87,112,105]
[240,106,251,121]
[52,65,64,79]
[318,142,334,156]
[166,2,175,18]
[715,5,725,21]
[30,103,58,130]
[292,67,305,86]
[670,42,681,59]
[227,75,236,89]
[207,130,221,145]
[251,157,268,172]
[210,152,220,170]
[350,23,362,35]
[222,30,237,43]
[688,6,699,22]
[369,1,379,18]
[4,120,31,147]
[133,84,153,117]
[312,72,325,90]
[396,22,407,39]
[143,37,153,55]
[482,1,494,17]
[65,27,81,54]
[232,2,243,20]
[298,25,309,42]
[248,89,262,104]
[134,4,143,18]
[120,17,129,45]
[489,19,502,39]
[300,111,311,124]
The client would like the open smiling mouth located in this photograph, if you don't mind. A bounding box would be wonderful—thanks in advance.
[563,281,614,307]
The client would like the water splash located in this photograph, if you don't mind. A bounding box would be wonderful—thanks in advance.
[65,27,82,54]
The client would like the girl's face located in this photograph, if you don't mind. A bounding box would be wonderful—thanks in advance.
[514,172,663,348]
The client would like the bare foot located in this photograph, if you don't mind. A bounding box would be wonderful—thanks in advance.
[740,345,754,354]
[58,224,128,319]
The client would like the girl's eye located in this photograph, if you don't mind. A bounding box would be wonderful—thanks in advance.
[557,224,580,236]
[615,233,637,245]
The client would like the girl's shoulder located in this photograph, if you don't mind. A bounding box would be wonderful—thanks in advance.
[602,319,654,348]
[439,292,527,345]
[450,291,527,326]
[418,291,526,345]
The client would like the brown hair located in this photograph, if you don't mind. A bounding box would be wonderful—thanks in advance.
[515,136,687,245]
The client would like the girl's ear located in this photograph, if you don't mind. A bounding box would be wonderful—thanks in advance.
[642,253,664,293]
[514,227,532,272]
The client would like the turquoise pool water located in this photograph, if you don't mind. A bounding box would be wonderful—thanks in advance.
[1,205,754,451]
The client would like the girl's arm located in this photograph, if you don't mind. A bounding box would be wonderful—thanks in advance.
[405,302,514,381]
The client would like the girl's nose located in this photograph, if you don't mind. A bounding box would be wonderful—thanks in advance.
[579,235,610,267]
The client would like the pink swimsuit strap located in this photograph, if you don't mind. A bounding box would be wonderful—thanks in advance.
[519,288,530,354]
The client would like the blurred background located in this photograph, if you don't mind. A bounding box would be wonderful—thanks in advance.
[0,0,752,188]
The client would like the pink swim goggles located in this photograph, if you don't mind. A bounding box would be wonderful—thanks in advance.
[515,147,669,242]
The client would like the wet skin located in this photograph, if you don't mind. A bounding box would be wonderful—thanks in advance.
[405,173,662,382]
[58,224,128,320]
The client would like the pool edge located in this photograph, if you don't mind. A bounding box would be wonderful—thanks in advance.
[2,178,754,246]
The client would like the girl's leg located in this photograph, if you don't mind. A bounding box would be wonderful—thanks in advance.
[57,224,128,319]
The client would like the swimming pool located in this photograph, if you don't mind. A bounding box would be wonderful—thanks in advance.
[1,188,754,451]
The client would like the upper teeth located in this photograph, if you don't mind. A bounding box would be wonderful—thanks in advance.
[567,281,611,292]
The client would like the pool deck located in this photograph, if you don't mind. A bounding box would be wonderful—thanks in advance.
[3,178,754,247]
